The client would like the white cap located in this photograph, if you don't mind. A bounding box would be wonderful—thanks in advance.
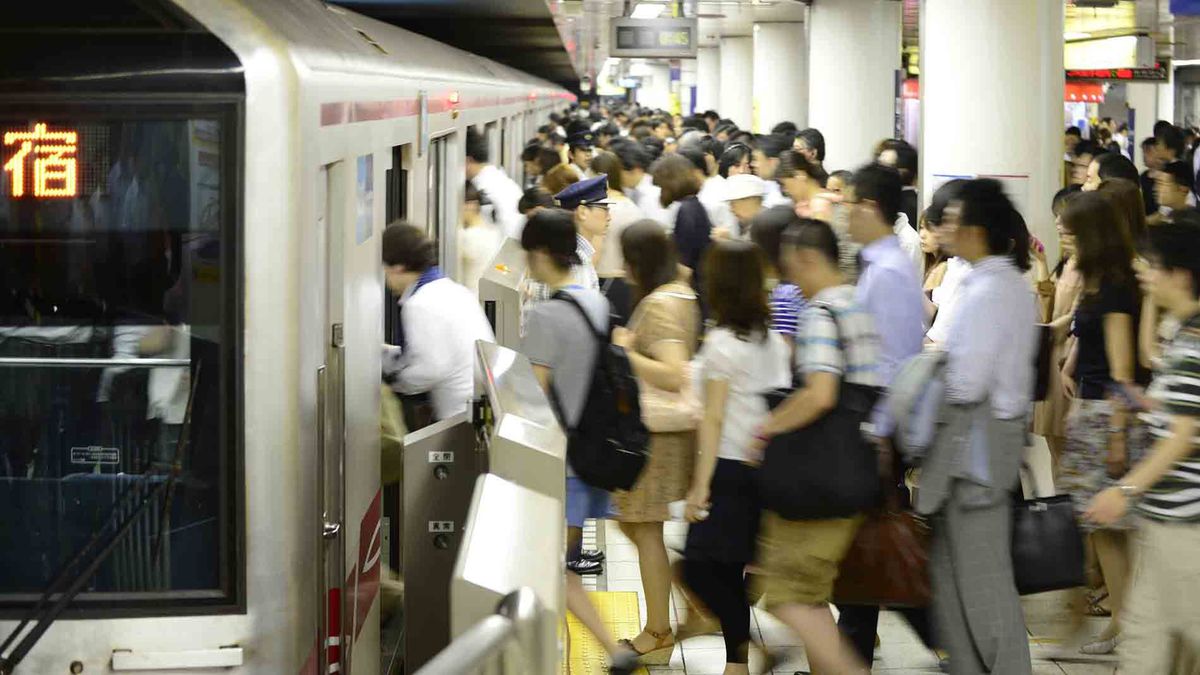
[722,174,766,202]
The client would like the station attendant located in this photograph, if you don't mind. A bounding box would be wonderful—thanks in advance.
[381,222,495,422]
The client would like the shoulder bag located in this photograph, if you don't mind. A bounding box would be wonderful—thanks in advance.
[628,287,701,433]
[756,305,882,520]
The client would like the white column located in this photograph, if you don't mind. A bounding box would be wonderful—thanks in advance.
[1126,82,1159,170]
[1161,65,1176,125]
[696,46,721,114]
[807,0,900,172]
[681,59,698,115]
[753,22,807,133]
[719,36,754,129]
[921,0,1064,260]
[635,63,672,111]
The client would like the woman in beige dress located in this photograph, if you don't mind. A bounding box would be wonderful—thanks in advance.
[610,220,699,664]
[1032,193,1083,472]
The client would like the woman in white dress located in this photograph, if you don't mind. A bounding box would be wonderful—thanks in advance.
[458,181,504,296]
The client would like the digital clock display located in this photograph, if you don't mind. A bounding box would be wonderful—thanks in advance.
[611,18,697,58]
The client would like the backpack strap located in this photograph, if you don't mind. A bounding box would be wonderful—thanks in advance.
[551,290,609,345]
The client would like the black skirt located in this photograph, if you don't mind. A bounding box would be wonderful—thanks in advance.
[685,458,761,564]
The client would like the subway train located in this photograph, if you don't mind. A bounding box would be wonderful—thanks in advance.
[0,1,569,673]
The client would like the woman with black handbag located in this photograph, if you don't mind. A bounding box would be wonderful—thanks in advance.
[912,180,1038,675]
[750,219,884,675]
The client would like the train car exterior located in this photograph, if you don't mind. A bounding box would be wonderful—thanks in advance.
[0,1,570,673]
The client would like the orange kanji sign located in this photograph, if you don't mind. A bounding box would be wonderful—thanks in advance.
[3,123,78,198]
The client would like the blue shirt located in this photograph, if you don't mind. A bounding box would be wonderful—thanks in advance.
[944,256,1038,420]
[856,236,926,436]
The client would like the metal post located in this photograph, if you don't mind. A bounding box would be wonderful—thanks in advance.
[497,588,553,674]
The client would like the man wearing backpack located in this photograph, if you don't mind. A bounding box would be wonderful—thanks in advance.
[520,207,641,675]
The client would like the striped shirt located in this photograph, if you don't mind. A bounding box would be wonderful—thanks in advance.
[769,282,805,338]
[797,285,882,387]
[1138,313,1200,522]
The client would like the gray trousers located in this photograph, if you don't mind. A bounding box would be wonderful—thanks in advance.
[930,482,1032,675]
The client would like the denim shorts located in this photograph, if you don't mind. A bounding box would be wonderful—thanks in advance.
[566,476,611,528]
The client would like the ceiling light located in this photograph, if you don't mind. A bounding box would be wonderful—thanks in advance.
[631,2,666,19]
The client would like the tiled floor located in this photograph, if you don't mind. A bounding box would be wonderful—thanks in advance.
[577,519,1123,675]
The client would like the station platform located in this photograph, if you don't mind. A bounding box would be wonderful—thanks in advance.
[567,520,1123,675]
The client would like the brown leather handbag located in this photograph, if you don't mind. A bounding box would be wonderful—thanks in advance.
[832,441,932,608]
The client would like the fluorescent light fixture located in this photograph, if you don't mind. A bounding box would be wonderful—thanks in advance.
[1064,31,1093,40]
[631,2,666,19]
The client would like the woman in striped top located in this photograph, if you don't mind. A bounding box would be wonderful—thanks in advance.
[1086,218,1200,673]
[748,206,806,354]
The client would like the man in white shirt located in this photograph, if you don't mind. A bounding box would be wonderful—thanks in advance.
[466,128,524,240]
[611,139,670,226]
[381,222,495,421]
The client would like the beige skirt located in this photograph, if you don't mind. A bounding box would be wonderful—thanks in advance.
[612,431,695,522]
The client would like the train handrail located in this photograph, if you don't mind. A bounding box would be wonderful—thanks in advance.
[0,357,190,368]
[415,587,550,675]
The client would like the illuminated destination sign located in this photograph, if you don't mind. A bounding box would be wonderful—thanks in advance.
[3,122,78,198]
[1066,63,1169,82]
[611,18,698,58]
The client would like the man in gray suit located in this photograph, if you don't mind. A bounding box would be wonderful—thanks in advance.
[915,180,1038,674]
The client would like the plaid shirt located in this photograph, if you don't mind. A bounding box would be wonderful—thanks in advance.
[797,284,882,388]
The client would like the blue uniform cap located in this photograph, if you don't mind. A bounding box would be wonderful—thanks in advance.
[568,131,595,148]
[555,174,613,210]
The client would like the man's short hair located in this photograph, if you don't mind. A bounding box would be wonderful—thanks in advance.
[849,163,903,226]
[382,221,437,271]
[783,218,840,265]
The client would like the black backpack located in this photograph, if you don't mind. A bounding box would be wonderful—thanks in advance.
[548,291,649,491]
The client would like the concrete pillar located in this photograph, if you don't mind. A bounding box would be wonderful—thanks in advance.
[921,0,1064,260]
[719,36,754,129]
[1161,64,1176,126]
[681,58,698,115]
[753,22,807,133]
[635,63,672,111]
[696,46,721,114]
[807,0,901,172]
[1127,82,1159,170]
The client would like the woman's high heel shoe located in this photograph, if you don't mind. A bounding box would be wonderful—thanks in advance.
[617,629,676,665]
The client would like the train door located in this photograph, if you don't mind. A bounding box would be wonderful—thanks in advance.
[316,161,350,675]
[318,154,384,675]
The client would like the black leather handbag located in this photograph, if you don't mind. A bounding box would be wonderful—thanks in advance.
[756,307,882,520]
[1011,493,1086,595]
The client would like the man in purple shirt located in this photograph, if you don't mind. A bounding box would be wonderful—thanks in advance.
[837,162,940,665]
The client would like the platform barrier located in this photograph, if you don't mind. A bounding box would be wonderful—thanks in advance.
[447,474,562,674]
[478,238,527,350]
[403,340,566,671]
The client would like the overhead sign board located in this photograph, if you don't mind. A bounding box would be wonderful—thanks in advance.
[1067,63,1169,82]
[610,17,698,59]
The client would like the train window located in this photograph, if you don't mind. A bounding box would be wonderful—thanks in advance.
[426,134,455,278]
[0,107,240,613]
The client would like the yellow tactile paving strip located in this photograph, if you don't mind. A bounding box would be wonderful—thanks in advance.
[562,591,649,675]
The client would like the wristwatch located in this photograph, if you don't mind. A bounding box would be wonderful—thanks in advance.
[1118,483,1141,499]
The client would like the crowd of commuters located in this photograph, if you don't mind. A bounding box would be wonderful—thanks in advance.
[382,103,1200,674]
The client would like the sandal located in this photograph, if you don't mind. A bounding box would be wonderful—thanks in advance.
[617,629,675,665]
[1085,601,1112,617]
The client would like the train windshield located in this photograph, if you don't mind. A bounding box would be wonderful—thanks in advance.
[0,112,238,610]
